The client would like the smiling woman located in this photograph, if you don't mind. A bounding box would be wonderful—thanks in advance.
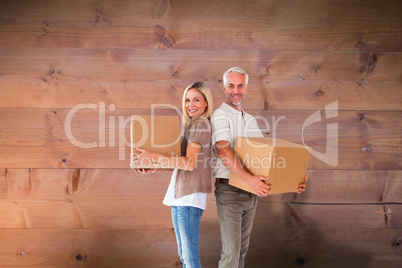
[131,81,213,268]
[185,88,209,119]
[0,0,401,267]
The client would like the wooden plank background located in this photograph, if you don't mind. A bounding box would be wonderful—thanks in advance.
[0,0,401,267]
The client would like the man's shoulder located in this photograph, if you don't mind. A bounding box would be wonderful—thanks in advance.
[243,110,257,120]
[211,104,230,119]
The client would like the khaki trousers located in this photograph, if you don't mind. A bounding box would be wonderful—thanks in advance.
[215,181,258,268]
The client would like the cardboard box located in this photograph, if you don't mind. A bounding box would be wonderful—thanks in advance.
[130,115,181,169]
[229,137,311,195]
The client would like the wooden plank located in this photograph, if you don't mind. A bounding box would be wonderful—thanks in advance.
[0,229,181,267]
[2,169,401,204]
[0,197,399,229]
[0,229,400,267]
[247,229,402,268]
[1,109,400,169]
[0,0,401,51]
[255,110,402,170]
[297,170,402,204]
[0,199,175,229]
[254,203,400,229]
[1,0,400,23]
[0,49,401,110]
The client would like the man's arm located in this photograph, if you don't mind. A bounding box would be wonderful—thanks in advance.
[215,140,271,197]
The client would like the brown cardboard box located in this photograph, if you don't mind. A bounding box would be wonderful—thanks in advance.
[229,137,311,195]
[130,115,181,169]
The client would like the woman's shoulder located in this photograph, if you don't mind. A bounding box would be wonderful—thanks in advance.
[189,117,211,128]
[187,118,211,139]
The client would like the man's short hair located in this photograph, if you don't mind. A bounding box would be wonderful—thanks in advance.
[223,67,249,87]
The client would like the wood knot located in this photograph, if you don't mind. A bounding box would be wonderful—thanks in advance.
[260,72,269,85]
[94,5,104,25]
[360,53,376,75]
[95,6,103,16]
[160,35,175,49]
[316,88,323,96]
[395,238,402,249]
[356,78,363,87]
[41,68,61,83]
[43,21,49,33]
[73,252,86,263]
[313,64,319,73]
[296,257,307,265]
[61,158,67,163]
[264,99,269,110]
[384,206,392,220]
[359,112,365,120]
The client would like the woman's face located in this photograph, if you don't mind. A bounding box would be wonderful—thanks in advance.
[185,88,208,118]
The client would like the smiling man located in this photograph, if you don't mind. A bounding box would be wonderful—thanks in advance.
[211,67,271,268]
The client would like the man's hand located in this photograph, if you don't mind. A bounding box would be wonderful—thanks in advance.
[296,176,308,194]
[247,175,271,197]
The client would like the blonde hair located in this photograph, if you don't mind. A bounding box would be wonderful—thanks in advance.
[182,82,213,129]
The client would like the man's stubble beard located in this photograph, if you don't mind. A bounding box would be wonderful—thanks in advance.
[225,93,245,107]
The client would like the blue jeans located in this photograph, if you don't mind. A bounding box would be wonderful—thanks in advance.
[171,206,204,268]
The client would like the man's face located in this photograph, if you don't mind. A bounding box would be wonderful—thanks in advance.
[223,72,249,109]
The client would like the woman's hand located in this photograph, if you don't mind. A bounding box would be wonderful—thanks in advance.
[131,148,160,174]
[131,167,155,174]
[131,148,161,168]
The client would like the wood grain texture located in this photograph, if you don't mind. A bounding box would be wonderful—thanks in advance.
[0,229,400,267]
[1,169,401,203]
[0,229,182,267]
[0,0,401,51]
[247,229,402,268]
[0,0,401,267]
[0,169,400,230]
[1,109,400,169]
[1,198,399,229]
[0,49,401,110]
